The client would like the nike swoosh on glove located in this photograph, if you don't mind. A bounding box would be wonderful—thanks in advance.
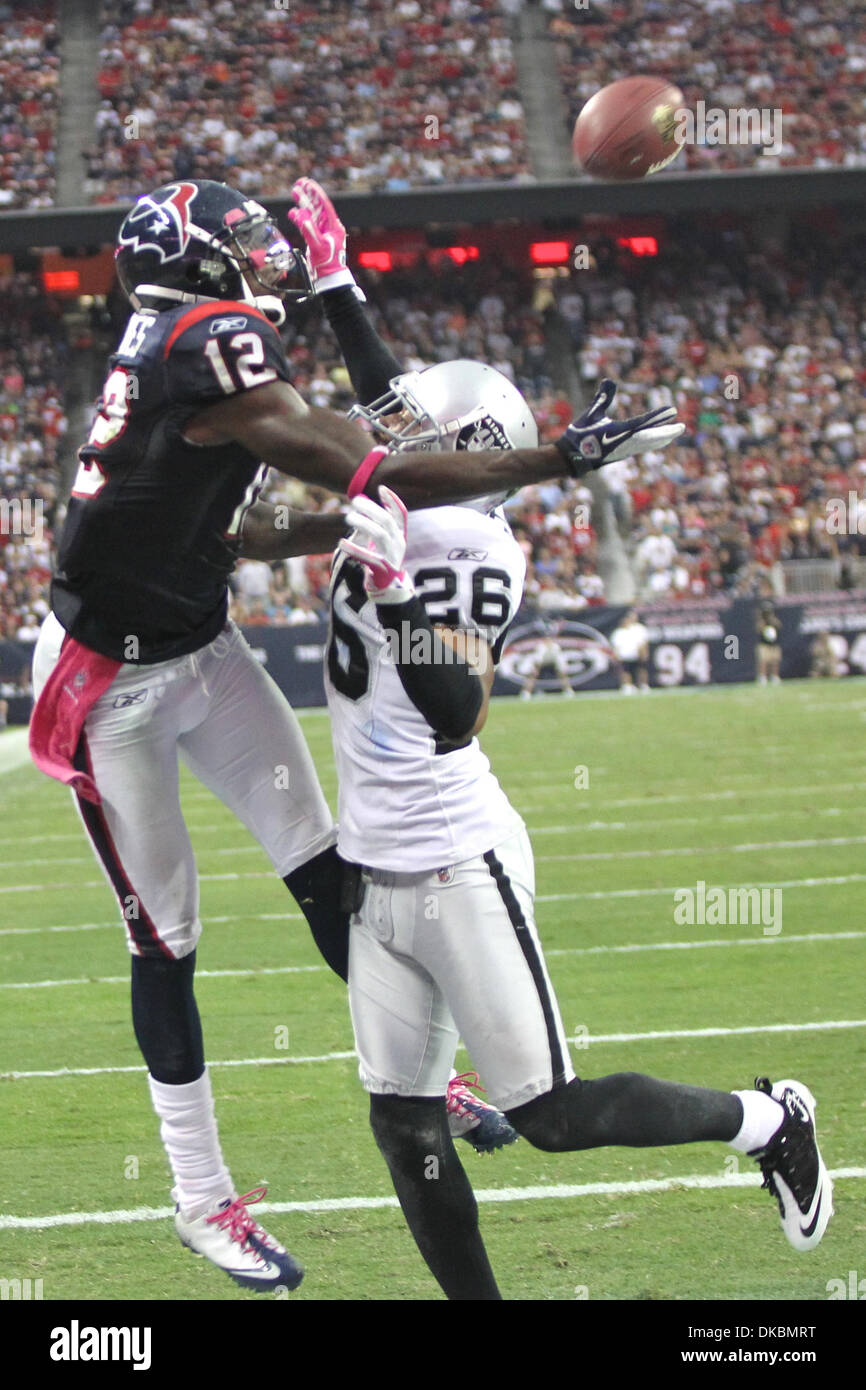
[554,378,685,475]
[338,487,415,604]
[289,177,358,293]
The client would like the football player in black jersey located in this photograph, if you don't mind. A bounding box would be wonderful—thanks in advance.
[30,179,686,1294]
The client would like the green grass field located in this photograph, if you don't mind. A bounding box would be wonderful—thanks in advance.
[1,680,864,1303]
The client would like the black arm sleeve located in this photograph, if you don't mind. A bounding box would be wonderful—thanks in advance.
[321,285,403,405]
[375,595,483,744]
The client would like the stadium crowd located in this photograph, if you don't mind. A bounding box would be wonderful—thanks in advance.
[4,1,866,210]
[229,260,601,623]
[0,0,58,209]
[564,226,866,601]
[228,227,866,618]
[552,0,866,173]
[4,220,866,646]
[0,274,66,673]
[83,0,531,205]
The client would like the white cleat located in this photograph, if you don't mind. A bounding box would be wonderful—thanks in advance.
[750,1078,833,1252]
[175,1186,304,1292]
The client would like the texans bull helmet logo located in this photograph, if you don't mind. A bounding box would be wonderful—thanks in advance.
[117,182,198,263]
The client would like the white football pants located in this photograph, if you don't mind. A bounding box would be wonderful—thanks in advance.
[348,828,575,1112]
[32,613,335,958]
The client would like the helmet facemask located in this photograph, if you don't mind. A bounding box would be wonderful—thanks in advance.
[348,372,445,452]
[211,203,311,324]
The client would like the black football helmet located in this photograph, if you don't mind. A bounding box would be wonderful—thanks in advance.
[115,179,312,322]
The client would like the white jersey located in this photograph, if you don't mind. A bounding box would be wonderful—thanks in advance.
[325,506,526,871]
[611,621,649,662]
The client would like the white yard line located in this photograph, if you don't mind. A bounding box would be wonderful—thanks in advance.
[3,1019,864,1081]
[6,831,863,873]
[535,835,866,862]
[0,913,300,938]
[3,929,863,990]
[523,780,866,809]
[536,872,866,902]
[2,1166,864,1231]
[3,869,866,902]
[0,729,31,775]
[1,963,325,989]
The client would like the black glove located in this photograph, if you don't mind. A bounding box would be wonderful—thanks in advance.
[555,379,684,476]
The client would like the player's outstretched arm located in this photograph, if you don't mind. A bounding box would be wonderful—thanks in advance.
[238,501,348,560]
[354,375,684,504]
[189,377,683,507]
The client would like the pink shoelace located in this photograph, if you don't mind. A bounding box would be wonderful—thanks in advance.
[206,1186,273,1252]
[446,1071,486,1116]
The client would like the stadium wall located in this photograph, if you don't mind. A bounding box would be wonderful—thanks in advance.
[5,594,865,726]
[241,592,866,704]
[3,168,866,252]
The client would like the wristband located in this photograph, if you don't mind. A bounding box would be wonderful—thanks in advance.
[348,446,389,500]
[316,268,366,301]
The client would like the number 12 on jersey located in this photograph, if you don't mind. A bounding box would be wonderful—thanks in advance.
[204,334,278,393]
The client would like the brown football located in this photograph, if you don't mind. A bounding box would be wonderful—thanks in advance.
[573,76,686,181]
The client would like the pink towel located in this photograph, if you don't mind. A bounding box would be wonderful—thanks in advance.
[29,636,121,803]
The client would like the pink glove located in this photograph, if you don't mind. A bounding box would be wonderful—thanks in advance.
[338,487,415,604]
[289,177,353,290]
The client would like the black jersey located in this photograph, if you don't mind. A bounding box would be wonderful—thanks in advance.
[53,299,290,663]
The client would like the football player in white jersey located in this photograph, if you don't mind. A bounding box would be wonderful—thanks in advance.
[289,182,834,1300]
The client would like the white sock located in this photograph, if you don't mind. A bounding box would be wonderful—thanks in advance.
[148,1071,233,1220]
[728,1089,785,1153]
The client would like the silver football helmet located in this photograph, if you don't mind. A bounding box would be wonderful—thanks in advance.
[349,359,539,512]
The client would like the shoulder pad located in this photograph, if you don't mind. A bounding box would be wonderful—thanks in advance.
[163,301,290,404]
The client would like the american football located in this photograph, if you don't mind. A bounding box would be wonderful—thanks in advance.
[573,75,686,180]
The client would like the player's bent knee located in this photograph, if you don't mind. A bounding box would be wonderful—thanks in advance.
[506,1079,584,1152]
[369,1092,447,1164]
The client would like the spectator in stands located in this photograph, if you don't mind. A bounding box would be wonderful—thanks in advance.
[0,2,59,208]
[86,0,532,204]
[554,0,866,174]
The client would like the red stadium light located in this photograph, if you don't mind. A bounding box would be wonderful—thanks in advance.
[444,245,479,265]
[358,251,393,271]
[42,269,80,291]
[616,236,659,257]
[529,240,571,266]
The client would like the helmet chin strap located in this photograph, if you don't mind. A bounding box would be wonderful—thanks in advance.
[131,284,207,310]
[253,294,286,327]
[235,272,286,326]
[131,281,284,326]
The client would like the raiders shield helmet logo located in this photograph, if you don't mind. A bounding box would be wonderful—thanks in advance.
[456,416,510,451]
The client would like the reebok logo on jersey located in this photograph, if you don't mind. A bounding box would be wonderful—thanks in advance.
[113,689,148,709]
[209,315,248,334]
[448,547,488,562]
